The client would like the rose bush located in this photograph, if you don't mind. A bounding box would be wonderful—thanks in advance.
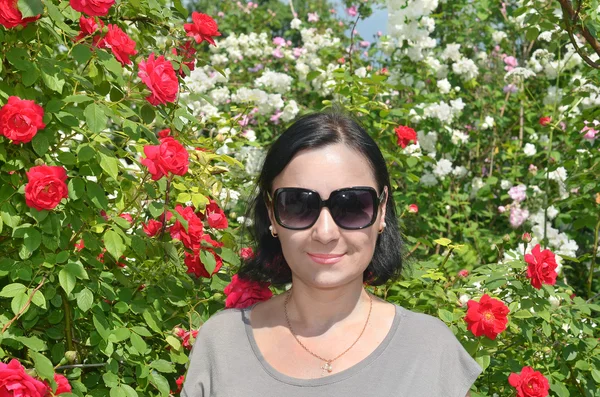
[0,0,598,395]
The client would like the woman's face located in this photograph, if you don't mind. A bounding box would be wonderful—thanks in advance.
[267,143,387,289]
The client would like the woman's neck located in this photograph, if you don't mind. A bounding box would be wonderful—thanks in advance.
[284,280,371,336]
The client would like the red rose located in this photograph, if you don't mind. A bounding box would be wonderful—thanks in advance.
[97,24,137,65]
[0,0,40,29]
[239,247,254,260]
[408,204,418,213]
[119,213,133,224]
[394,125,417,148]
[184,12,221,46]
[169,204,204,249]
[204,199,228,229]
[184,249,222,278]
[457,269,469,278]
[141,137,189,180]
[69,0,115,16]
[0,96,46,144]
[25,165,69,211]
[524,244,558,289]
[200,233,223,249]
[176,328,198,349]
[538,116,551,127]
[224,274,273,309]
[464,294,509,340]
[157,128,171,138]
[142,219,163,237]
[75,239,85,251]
[508,366,550,397]
[0,359,48,397]
[74,15,103,42]
[174,375,185,394]
[45,373,72,395]
[171,41,197,77]
[138,54,179,105]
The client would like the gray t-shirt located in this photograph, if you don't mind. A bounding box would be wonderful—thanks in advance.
[181,302,482,397]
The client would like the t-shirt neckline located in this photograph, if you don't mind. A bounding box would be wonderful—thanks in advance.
[242,302,403,387]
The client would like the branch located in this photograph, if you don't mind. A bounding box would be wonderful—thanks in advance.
[557,0,600,68]
[2,276,47,333]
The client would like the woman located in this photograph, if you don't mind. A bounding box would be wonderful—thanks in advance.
[181,111,482,396]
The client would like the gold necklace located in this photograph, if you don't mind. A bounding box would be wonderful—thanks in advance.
[283,288,373,376]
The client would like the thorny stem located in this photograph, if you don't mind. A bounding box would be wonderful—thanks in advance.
[587,218,600,299]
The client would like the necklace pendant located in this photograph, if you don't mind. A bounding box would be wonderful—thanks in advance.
[321,361,333,375]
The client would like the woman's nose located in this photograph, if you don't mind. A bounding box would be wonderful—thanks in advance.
[311,207,340,243]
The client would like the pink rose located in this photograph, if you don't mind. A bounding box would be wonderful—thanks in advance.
[0,96,46,144]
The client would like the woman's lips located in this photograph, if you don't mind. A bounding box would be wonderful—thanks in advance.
[307,253,344,264]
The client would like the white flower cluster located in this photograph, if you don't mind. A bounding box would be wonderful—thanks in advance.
[255,69,294,94]
[386,0,439,61]
[492,30,507,44]
[230,87,284,115]
[212,32,273,60]
[420,98,465,124]
[280,100,300,123]
[504,67,536,84]
[451,57,479,81]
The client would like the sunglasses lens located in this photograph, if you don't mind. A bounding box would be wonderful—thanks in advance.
[276,190,320,228]
[330,190,375,229]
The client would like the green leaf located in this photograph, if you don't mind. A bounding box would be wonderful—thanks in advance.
[72,44,92,64]
[433,238,452,246]
[30,351,55,382]
[66,261,88,280]
[109,328,131,343]
[165,335,181,351]
[104,230,125,260]
[200,250,217,275]
[0,283,27,297]
[130,331,147,354]
[31,290,46,309]
[58,267,76,295]
[15,336,47,351]
[68,178,86,201]
[438,309,453,323]
[120,384,138,397]
[77,145,96,162]
[87,181,109,210]
[11,292,29,315]
[150,359,175,373]
[140,105,156,124]
[32,132,50,156]
[76,288,93,312]
[99,151,120,180]
[475,354,490,371]
[149,372,170,396]
[41,70,65,94]
[142,310,161,333]
[17,0,43,18]
[513,309,533,318]
[57,152,77,165]
[84,103,108,133]
[110,386,127,397]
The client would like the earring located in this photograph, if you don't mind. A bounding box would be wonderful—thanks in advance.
[269,225,278,238]
[378,222,387,235]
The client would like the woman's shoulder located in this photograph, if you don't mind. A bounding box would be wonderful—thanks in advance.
[196,306,250,341]
[393,303,462,347]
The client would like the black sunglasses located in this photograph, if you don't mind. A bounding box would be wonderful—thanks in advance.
[267,186,386,230]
